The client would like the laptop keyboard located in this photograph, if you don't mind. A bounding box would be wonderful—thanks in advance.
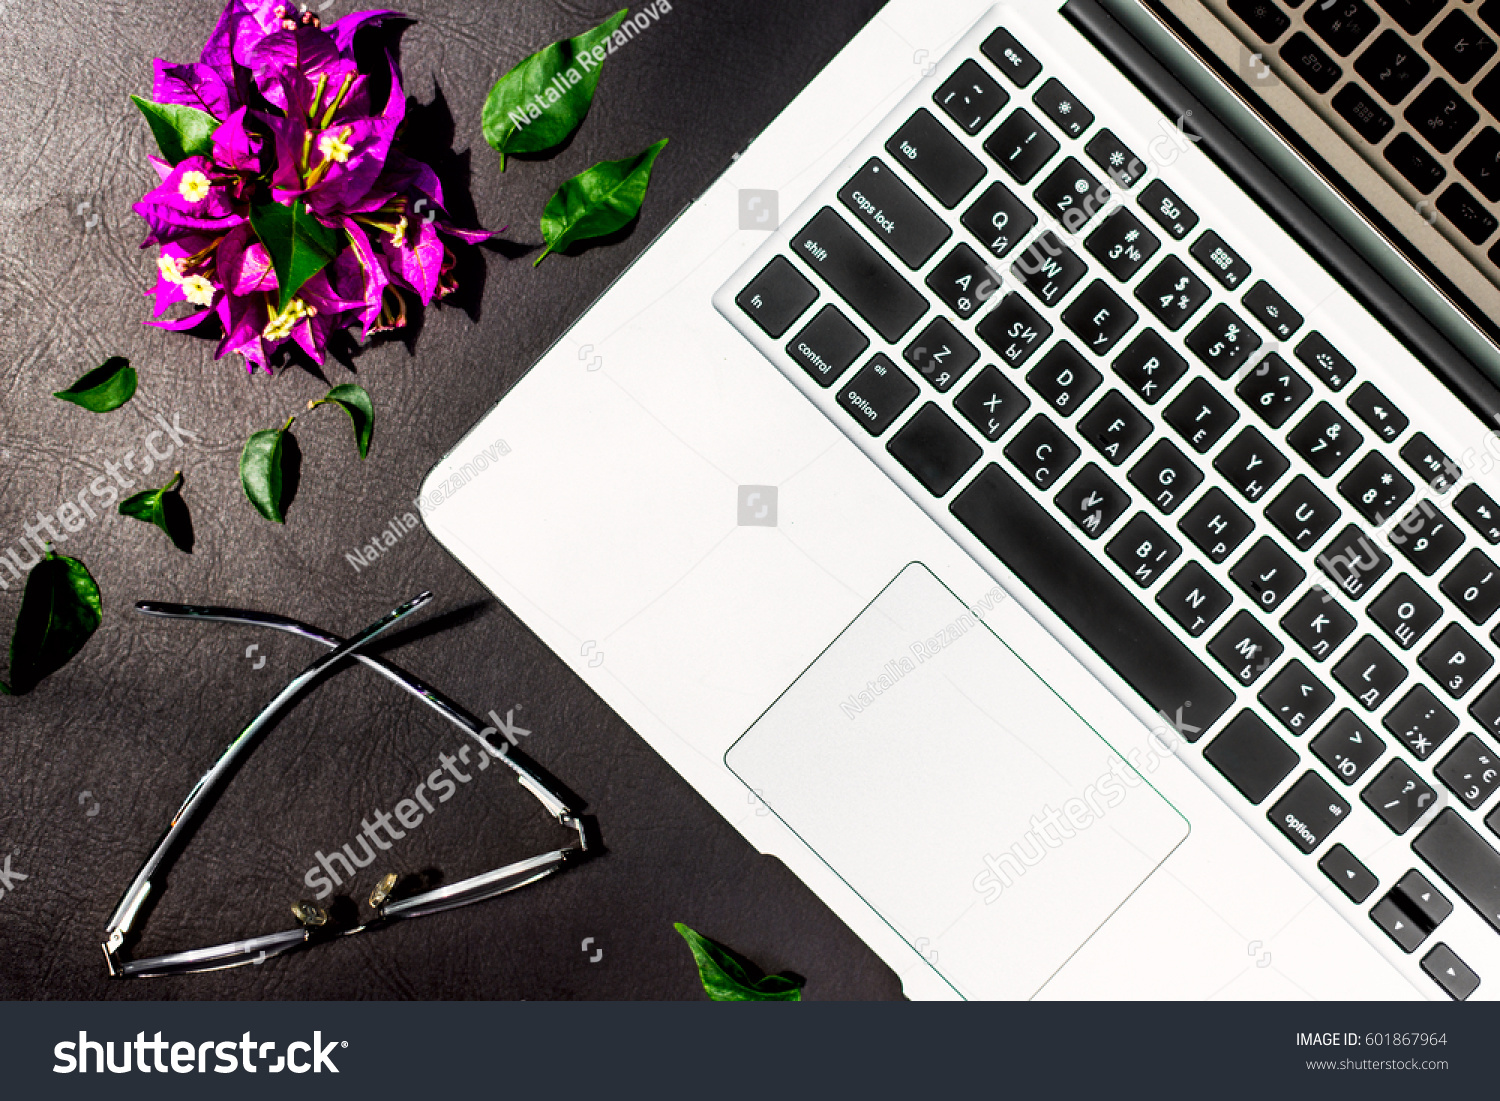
[718,6,1500,999]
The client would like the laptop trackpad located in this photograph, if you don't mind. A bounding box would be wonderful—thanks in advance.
[727,563,1188,999]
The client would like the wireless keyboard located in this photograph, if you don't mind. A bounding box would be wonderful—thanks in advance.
[715,1,1500,1000]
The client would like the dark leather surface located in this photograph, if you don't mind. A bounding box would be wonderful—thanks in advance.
[0,0,903,999]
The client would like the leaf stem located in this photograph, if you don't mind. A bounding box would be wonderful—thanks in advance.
[163,470,183,494]
[280,415,296,433]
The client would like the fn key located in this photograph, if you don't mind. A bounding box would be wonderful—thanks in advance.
[737,256,817,338]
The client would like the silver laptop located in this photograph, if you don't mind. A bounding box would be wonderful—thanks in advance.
[423,0,1500,1000]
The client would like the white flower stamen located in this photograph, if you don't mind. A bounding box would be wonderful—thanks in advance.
[317,129,353,164]
[178,170,212,203]
[180,274,215,307]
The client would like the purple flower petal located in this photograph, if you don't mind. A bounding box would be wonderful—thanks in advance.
[152,59,231,119]
[212,107,263,175]
[249,25,341,110]
[338,220,391,337]
[328,8,404,52]
[217,224,278,295]
[146,307,216,332]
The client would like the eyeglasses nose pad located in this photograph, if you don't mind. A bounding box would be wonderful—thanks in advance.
[291,900,331,928]
[368,872,399,911]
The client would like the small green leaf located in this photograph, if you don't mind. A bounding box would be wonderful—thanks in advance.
[673,923,804,1002]
[249,200,343,312]
[309,383,374,460]
[53,357,137,412]
[536,138,668,266]
[482,9,629,171]
[240,417,295,523]
[2,549,103,696]
[119,471,191,552]
[130,95,219,165]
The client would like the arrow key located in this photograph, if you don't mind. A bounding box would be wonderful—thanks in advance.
[1319,842,1378,903]
[1371,894,1430,953]
[1421,943,1480,1000]
[1394,868,1453,929]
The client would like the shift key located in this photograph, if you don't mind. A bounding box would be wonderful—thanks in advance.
[792,208,929,343]
[839,158,952,269]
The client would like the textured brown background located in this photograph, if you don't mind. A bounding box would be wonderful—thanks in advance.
[0,0,904,999]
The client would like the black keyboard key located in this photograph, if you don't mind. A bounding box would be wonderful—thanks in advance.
[1114,329,1187,404]
[1085,128,1147,188]
[1372,0,1445,35]
[1179,486,1255,562]
[1474,61,1500,119]
[1455,127,1500,203]
[1108,512,1181,587]
[1237,353,1312,428]
[904,316,979,393]
[1078,389,1151,465]
[950,463,1237,734]
[1266,474,1341,550]
[1215,426,1290,502]
[1368,573,1443,649]
[1365,758,1437,833]
[1484,0,1500,36]
[886,402,982,497]
[1320,843,1379,901]
[1138,179,1199,240]
[1470,675,1500,736]
[1425,10,1496,83]
[1437,182,1498,244]
[837,354,919,436]
[1231,0,1291,42]
[1086,208,1159,281]
[1033,78,1093,139]
[926,243,1001,320]
[1281,31,1344,92]
[1259,659,1336,733]
[976,292,1052,367]
[1010,232,1087,307]
[1210,610,1284,685]
[1187,304,1263,380]
[1004,414,1080,489]
[1437,733,1500,809]
[1384,132,1447,194]
[1130,438,1203,514]
[1242,280,1303,342]
[1406,79,1478,153]
[1136,255,1212,331]
[1158,561,1234,636]
[1317,523,1392,600]
[1442,548,1500,623]
[1026,342,1102,416]
[1371,894,1429,951]
[962,180,1038,261]
[793,209,928,343]
[1146,379,1236,455]
[1421,622,1494,697]
[1345,381,1408,443]
[1332,81,1395,143]
[1307,0,1379,55]
[1390,502,1464,575]
[1231,536,1306,612]
[1283,586,1357,661]
[1415,808,1500,929]
[1339,451,1413,524]
[1034,157,1109,232]
[954,366,1030,442]
[1204,710,1299,801]
[1294,331,1356,391]
[1384,683,1458,759]
[934,59,1007,136]
[1288,401,1361,477]
[1062,280,1137,356]
[839,158,952,268]
[1395,869,1453,929]
[985,108,1060,185]
[1333,634,1407,709]
[737,255,818,338]
[1312,708,1385,783]
[1357,29,1430,103]
[1422,944,1480,1001]
[1189,229,1252,291]
[982,28,1041,87]
[1056,462,1130,539]
[788,304,868,387]
[1270,771,1350,852]
[1457,484,1500,543]
[886,109,987,209]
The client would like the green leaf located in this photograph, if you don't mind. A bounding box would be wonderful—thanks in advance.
[1,550,103,696]
[130,95,219,165]
[482,9,629,171]
[240,417,295,523]
[309,383,374,460]
[249,200,343,312]
[119,471,191,552]
[536,138,668,266]
[673,923,804,1002]
[53,357,137,412]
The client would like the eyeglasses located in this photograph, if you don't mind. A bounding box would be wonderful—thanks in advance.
[101,592,588,979]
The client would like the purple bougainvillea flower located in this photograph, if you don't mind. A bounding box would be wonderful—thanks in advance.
[133,156,246,246]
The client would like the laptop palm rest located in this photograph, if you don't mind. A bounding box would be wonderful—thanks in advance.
[727,563,1190,999]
